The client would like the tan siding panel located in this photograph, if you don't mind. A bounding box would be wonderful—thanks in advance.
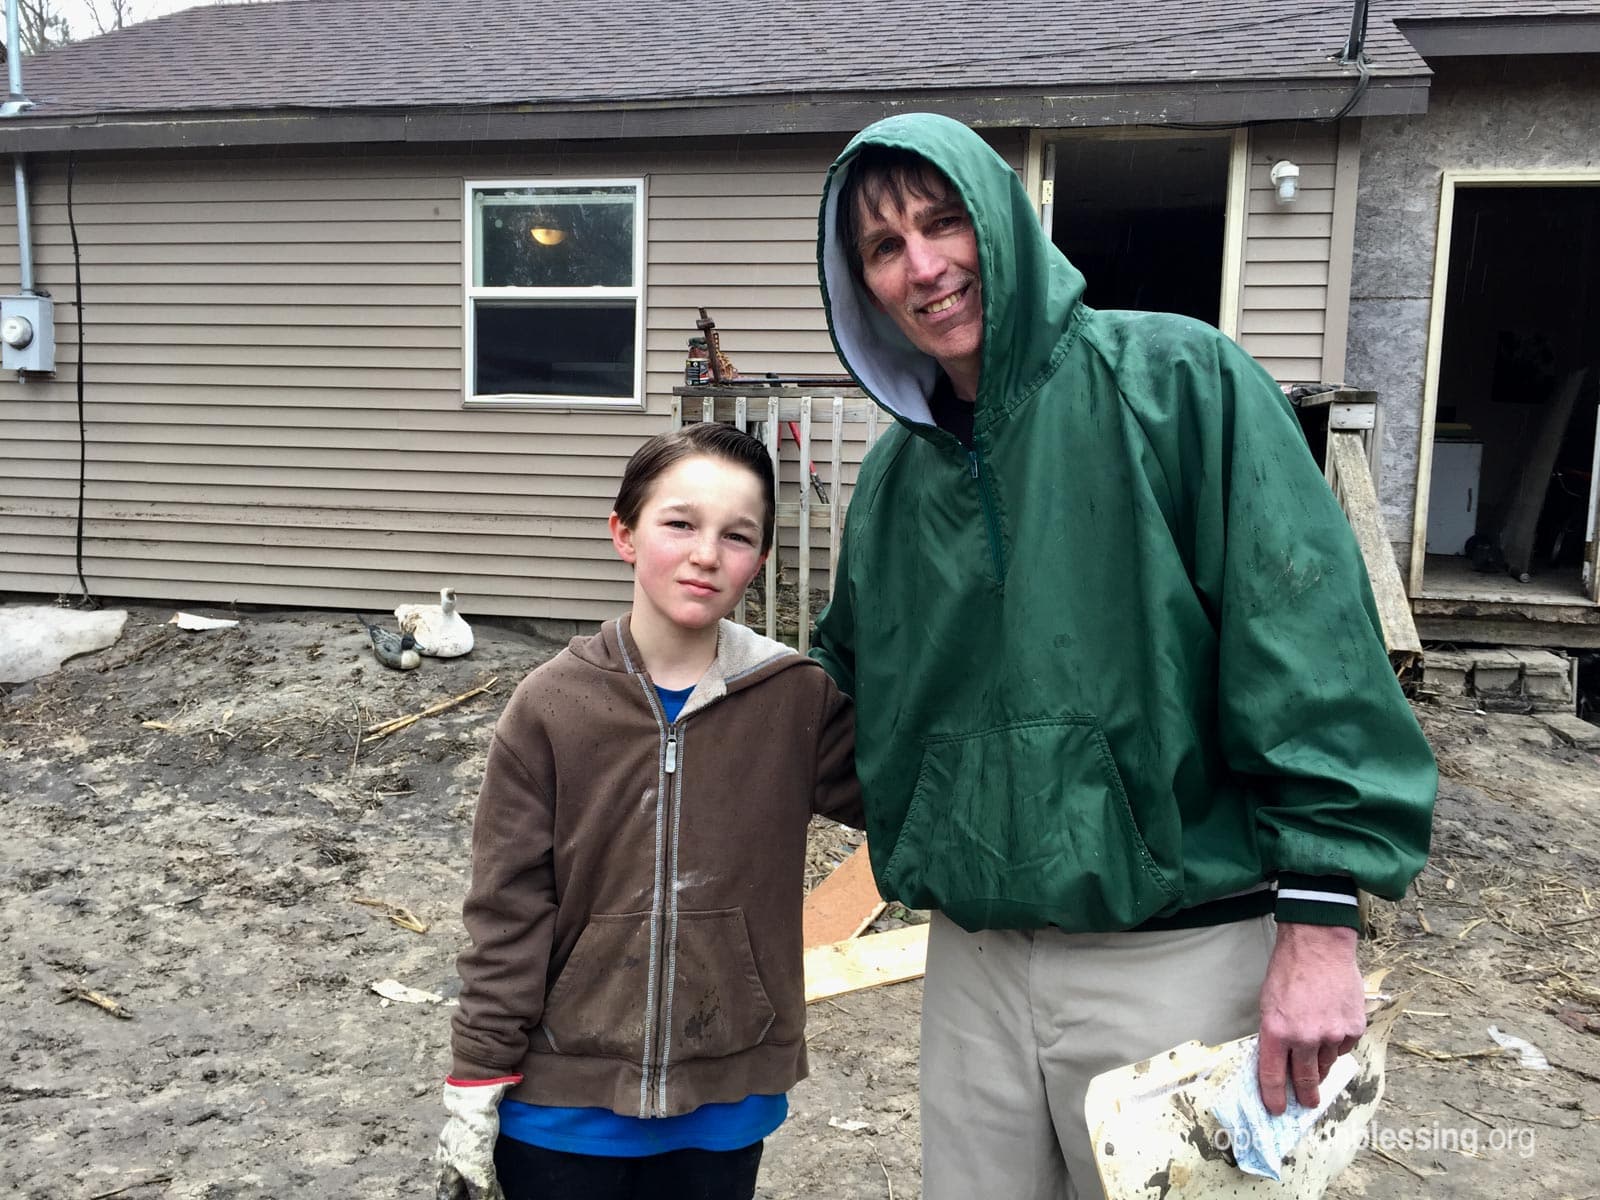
[0,568,626,622]
[68,262,462,287]
[1242,260,1331,287]
[1240,212,1335,239]
[1241,285,1329,311]
[1247,237,1333,263]
[1236,333,1324,360]
[35,220,456,246]
[650,262,821,288]
[648,194,820,220]
[0,477,620,512]
[1249,357,1323,383]
[1237,309,1325,335]
[83,305,460,329]
[650,241,815,265]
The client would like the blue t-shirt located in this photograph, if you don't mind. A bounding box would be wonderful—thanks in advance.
[499,681,787,1155]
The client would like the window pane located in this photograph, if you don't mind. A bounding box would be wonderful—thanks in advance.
[474,186,636,288]
[474,301,636,399]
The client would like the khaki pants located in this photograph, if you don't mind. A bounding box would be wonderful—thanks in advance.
[919,913,1275,1200]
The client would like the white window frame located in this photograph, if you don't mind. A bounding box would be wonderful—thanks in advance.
[462,177,647,409]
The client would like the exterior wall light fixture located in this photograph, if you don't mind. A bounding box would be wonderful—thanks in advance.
[1269,160,1301,203]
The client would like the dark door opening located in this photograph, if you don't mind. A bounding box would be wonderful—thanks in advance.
[1049,135,1230,326]
[1426,185,1600,601]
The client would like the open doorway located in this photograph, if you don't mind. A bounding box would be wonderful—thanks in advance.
[1048,134,1232,327]
[1421,184,1600,603]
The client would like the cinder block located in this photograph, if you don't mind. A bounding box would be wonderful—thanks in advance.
[1523,673,1573,702]
[1423,664,1471,697]
[1507,649,1569,677]
[1473,666,1522,697]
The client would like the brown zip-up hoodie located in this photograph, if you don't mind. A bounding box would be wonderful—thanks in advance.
[450,616,863,1118]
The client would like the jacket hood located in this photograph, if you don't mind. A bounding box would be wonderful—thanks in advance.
[818,113,1087,428]
[569,615,806,721]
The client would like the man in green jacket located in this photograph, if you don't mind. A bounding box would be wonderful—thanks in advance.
[809,113,1436,1199]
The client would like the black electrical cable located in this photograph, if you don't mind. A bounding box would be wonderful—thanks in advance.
[1149,0,1374,131]
[66,152,94,608]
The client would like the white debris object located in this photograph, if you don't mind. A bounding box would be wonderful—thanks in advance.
[1487,1026,1550,1070]
[827,1117,872,1133]
[169,612,240,631]
[0,605,129,683]
[371,978,450,1005]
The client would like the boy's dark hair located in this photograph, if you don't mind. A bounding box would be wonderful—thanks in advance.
[613,422,776,553]
[836,145,961,290]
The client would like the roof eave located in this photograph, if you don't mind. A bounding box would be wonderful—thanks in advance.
[1397,15,1600,60]
[0,76,1430,155]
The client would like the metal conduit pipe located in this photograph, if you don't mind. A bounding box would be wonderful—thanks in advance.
[5,0,38,294]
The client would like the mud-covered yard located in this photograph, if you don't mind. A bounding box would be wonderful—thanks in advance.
[2,604,1598,1199]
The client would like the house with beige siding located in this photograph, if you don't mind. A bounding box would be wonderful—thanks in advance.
[6,0,1589,640]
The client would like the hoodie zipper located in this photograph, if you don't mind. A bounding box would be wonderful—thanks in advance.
[969,448,1006,581]
[633,681,679,1118]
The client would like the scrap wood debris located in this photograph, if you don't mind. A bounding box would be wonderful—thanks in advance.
[353,896,429,934]
[56,986,134,1020]
[362,677,498,743]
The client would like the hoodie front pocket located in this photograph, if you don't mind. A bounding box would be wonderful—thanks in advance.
[539,912,653,1059]
[663,908,776,1063]
[880,716,1180,932]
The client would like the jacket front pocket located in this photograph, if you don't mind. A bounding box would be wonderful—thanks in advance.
[663,908,776,1063]
[539,912,653,1059]
[880,716,1180,931]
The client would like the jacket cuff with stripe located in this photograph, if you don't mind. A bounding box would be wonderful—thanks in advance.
[1275,873,1362,930]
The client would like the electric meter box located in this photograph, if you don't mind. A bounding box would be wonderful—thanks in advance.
[1,294,55,373]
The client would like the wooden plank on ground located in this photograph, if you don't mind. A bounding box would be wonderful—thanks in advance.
[1328,431,1423,657]
[802,844,886,948]
[804,924,928,1004]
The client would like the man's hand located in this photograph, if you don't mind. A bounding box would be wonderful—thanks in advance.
[435,1075,520,1200]
[1256,923,1364,1115]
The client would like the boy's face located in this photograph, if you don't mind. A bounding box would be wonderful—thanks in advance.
[854,176,983,392]
[609,454,768,635]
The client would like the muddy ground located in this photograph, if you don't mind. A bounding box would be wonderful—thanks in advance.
[2,603,1598,1199]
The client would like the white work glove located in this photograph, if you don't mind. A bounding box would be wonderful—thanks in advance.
[434,1074,521,1200]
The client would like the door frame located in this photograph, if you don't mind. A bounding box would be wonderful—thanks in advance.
[1409,169,1600,601]
[1028,127,1245,337]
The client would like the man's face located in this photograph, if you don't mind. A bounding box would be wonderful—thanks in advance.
[854,177,983,394]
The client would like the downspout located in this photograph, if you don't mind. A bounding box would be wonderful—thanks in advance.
[4,0,38,294]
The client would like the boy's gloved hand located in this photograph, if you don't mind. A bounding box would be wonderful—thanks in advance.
[434,1074,521,1200]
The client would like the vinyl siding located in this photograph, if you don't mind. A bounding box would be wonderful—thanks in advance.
[1237,124,1345,385]
[0,139,884,621]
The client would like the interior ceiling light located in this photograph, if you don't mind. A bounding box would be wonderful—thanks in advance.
[529,227,567,246]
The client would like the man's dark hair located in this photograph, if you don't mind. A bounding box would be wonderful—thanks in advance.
[836,145,961,289]
[613,422,776,553]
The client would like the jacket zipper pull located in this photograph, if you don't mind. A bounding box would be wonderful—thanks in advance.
[665,735,678,774]
[969,450,980,479]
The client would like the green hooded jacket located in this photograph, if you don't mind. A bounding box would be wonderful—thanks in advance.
[811,113,1436,935]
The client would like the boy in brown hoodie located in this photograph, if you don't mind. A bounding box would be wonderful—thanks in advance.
[434,423,862,1200]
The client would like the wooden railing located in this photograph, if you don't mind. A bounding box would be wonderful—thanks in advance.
[1327,429,1423,664]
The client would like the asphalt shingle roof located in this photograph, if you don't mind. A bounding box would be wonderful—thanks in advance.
[11,0,1599,125]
